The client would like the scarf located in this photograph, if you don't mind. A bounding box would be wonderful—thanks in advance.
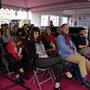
[60,31,75,52]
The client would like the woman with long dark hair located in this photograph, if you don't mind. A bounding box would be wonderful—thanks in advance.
[28,27,64,90]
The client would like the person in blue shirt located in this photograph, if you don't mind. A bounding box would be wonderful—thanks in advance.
[56,23,90,89]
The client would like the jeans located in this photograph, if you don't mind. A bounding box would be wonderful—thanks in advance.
[36,56,64,82]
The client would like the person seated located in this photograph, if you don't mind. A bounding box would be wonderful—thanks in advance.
[45,27,56,43]
[2,29,12,43]
[6,36,28,83]
[11,24,19,36]
[41,30,56,55]
[27,27,64,90]
[20,38,30,74]
[75,29,90,58]
[56,23,90,89]
[42,29,73,80]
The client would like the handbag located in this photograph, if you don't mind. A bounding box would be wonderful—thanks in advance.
[47,49,57,57]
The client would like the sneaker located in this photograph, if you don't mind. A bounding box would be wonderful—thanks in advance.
[81,80,90,88]
[65,72,75,80]
[66,76,76,80]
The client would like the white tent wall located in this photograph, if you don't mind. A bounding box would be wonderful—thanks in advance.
[31,11,64,27]
[31,13,41,27]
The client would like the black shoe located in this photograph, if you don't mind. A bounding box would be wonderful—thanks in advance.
[81,80,90,88]
[15,77,24,84]
[54,87,62,90]
[20,73,29,80]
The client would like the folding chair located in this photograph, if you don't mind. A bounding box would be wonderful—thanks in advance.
[30,67,55,90]
[0,43,13,78]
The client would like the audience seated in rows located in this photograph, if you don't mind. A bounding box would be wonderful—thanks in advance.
[0,22,90,90]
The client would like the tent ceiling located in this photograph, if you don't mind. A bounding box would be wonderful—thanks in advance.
[1,0,90,16]
[2,0,89,10]
[2,0,78,8]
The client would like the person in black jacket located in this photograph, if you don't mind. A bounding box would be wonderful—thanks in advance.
[75,29,90,57]
[27,27,64,90]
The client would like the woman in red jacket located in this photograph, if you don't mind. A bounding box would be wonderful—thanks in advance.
[6,36,25,83]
